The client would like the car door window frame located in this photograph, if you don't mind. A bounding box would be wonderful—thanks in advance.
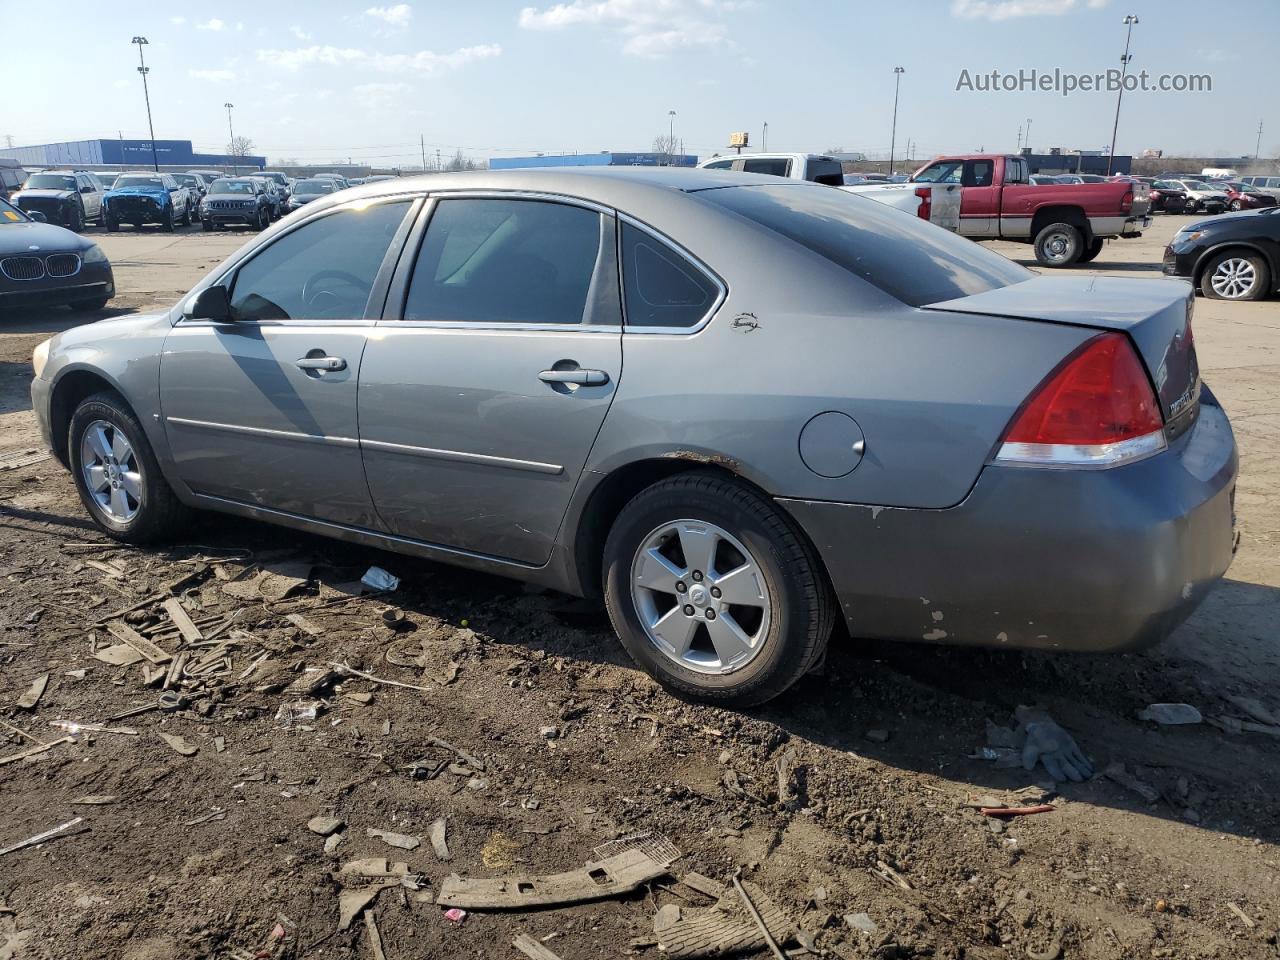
[178,194,422,328]
[380,190,623,334]
[615,212,726,336]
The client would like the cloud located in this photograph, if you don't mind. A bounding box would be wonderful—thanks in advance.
[257,43,501,73]
[353,81,410,95]
[290,25,312,41]
[189,68,236,82]
[518,0,740,58]
[1196,47,1229,62]
[196,17,225,30]
[950,0,1108,20]
[365,4,413,26]
[170,16,185,25]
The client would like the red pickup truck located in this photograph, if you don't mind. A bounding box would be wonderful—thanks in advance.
[910,154,1151,267]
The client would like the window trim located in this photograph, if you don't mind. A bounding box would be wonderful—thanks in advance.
[178,194,421,328]
[379,190,624,334]
[616,212,726,336]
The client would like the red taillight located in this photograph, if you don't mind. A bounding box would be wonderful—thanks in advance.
[1120,189,1133,213]
[996,333,1166,467]
[914,187,932,221]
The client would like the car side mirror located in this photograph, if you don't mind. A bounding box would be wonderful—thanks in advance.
[185,285,233,323]
[27,210,47,223]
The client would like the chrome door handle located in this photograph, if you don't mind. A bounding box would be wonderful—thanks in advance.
[539,368,609,386]
[295,356,347,372]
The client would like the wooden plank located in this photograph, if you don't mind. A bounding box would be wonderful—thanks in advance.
[0,736,74,768]
[161,598,205,643]
[513,932,564,960]
[106,621,172,665]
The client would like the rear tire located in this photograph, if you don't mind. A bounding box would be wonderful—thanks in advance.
[1077,237,1105,263]
[181,203,192,226]
[603,471,834,707]
[1033,222,1084,267]
[105,217,119,233]
[162,207,176,233]
[68,204,84,233]
[68,392,188,544]
[1200,250,1270,301]
[202,219,214,231]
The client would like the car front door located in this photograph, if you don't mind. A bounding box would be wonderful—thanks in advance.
[358,195,623,565]
[76,175,101,219]
[159,196,418,527]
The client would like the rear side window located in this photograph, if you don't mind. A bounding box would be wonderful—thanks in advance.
[229,201,411,321]
[702,159,733,170]
[405,198,606,325]
[700,184,1030,307]
[808,159,845,186]
[741,158,791,178]
[619,222,719,328]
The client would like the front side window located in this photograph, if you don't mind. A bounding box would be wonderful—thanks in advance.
[619,221,719,328]
[404,198,605,325]
[700,184,1030,308]
[228,201,411,322]
[741,158,792,178]
[966,161,994,187]
[913,161,963,184]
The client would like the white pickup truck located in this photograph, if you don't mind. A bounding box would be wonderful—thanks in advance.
[697,153,961,232]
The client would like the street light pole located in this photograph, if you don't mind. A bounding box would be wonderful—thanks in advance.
[1106,14,1139,176]
[667,110,676,165]
[1025,117,1033,153]
[889,66,904,176]
[225,103,236,175]
[131,37,159,172]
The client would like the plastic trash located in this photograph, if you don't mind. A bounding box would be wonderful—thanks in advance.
[443,908,467,924]
[1137,703,1202,725]
[275,701,321,727]
[362,566,400,591]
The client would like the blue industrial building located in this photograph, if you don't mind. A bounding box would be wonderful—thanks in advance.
[489,152,698,170]
[6,138,266,171]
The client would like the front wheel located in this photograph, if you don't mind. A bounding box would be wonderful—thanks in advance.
[603,472,833,706]
[181,203,192,226]
[201,219,214,232]
[68,392,186,543]
[1200,250,1270,301]
[105,217,119,233]
[162,207,176,232]
[68,204,84,233]
[1033,222,1084,267]
[1229,200,1243,212]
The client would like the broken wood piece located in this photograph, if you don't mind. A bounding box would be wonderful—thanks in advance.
[364,910,388,960]
[106,621,172,665]
[331,661,432,694]
[366,828,420,851]
[83,558,125,580]
[681,871,727,900]
[71,795,117,805]
[1226,902,1255,929]
[436,848,667,909]
[513,932,564,960]
[0,736,74,767]
[158,732,198,756]
[871,860,913,891]
[0,816,85,857]
[0,718,41,744]
[16,674,48,710]
[93,643,144,667]
[979,804,1055,818]
[430,817,450,861]
[164,651,188,690]
[285,613,325,636]
[162,598,204,643]
[427,736,486,772]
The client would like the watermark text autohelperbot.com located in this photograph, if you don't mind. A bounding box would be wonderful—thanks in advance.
[956,68,1211,96]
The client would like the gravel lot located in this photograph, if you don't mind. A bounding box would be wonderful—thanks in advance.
[1,214,1278,960]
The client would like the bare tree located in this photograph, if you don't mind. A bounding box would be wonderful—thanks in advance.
[226,136,256,159]
[652,134,680,164]
[445,149,481,172]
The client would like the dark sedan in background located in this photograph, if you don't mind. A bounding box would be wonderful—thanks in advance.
[1164,207,1280,300]
[0,197,114,311]
[284,178,338,212]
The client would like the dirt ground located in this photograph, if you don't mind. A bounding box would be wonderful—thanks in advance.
[1,216,1278,960]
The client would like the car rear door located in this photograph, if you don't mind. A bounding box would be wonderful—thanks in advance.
[159,196,418,528]
[358,194,623,566]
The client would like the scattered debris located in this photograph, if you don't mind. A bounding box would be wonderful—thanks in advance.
[655,876,797,959]
[367,828,421,851]
[71,795,117,806]
[591,832,682,869]
[161,597,204,643]
[443,908,467,924]
[429,818,450,861]
[51,721,137,737]
[1225,694,1280,726]
[514,932,565,960]
[0,736,74,768]
[870,860,913,891]
[275,701,321,727]
[183,809,227,827]
[364,910,387,960]
[1226,902,1255,929]
[1137,703,1202,725]
[93,643,144,667]
[681,872,727,900]
[732,871,789,960]
[980,804,1055,818]
[436,848,669,909]
[335,858,415,929]
[0,817,85,857]
[332,662,432,694]
[1014,706,1095,782]
[844,913,878,936]
[1104,762,1161,804]
[158,732,198,756]
[539,725,559,740]
[285,613,325,637]
[106,620,172,665]
[308,816,346,837]
[16,674,48,710]
[362,566,400,591]
[324,832,346,855]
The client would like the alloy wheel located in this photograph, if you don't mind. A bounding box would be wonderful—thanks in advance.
[1209,258,1257,299]
[1043,230,1073,264]
[630,519,772,675]
[80,419,143,523]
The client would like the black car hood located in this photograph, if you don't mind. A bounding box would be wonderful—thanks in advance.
[0,221,90,254]
[15,189,75,201]
[1187,207,1280,231]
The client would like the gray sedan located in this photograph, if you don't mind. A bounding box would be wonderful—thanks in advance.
[29,168,1237,705]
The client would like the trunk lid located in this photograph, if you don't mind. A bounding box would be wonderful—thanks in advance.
[925,275,1199,424]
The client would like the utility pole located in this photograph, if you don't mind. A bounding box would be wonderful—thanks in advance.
[762,121,768,151]
[1256,119,1264,160]
[132,37,160,172]
[889,66,904,176]
[420,134,427,172]
[1106,14,1139,176]
[225,103,236,174]
[1025,118,1033,153]
[435,148,441,171]
[1016,123,1023,152]
[667,109,676,165]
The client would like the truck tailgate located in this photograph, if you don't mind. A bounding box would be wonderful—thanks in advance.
[925,275,1199,423]
[839,182,961,232]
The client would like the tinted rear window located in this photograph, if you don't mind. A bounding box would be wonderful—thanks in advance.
[698,184,1030,307]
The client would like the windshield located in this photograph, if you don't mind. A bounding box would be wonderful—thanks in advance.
[700,183,1031,307]
[0,197,29,223]
[115,175,164,189]
[294,181,334,195]
[24,174,77,191]
[174,175,198,187]
[211,180,256,194]
[97,174,117,188]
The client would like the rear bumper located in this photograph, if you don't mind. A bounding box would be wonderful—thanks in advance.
[779,387,1237,653]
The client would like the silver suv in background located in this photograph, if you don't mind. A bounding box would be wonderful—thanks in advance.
[11,170,105,231]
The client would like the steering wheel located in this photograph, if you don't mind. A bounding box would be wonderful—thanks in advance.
[301,269,371,312]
